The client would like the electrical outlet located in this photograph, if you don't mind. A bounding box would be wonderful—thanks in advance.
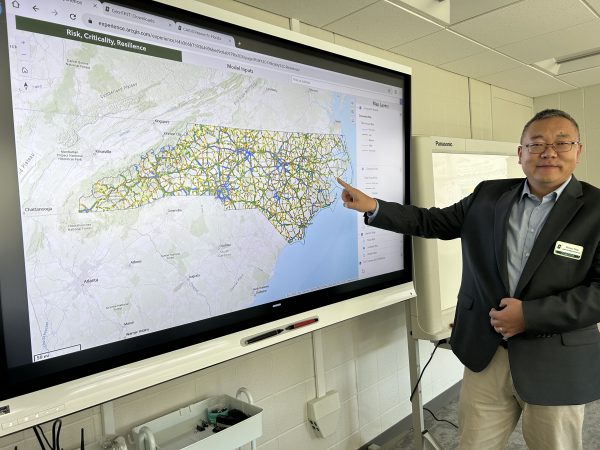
[307,390,340,438]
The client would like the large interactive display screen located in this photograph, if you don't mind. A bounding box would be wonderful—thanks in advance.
[0,0,411,427]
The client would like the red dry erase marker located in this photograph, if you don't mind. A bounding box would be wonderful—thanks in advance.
[286,318,318,330]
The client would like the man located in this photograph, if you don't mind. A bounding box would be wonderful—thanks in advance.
[339,109,600,449]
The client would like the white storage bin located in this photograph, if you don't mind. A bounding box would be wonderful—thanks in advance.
[132,394,262,450]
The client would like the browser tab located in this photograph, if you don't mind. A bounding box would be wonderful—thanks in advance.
[175,22,234,47]
[103,2,175,32]
[60,0,101,10]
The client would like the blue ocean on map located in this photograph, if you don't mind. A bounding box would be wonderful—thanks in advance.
[252,93,358,306]
[251,200,357,306]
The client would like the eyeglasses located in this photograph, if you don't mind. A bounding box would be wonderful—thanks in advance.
[521,141,580,154]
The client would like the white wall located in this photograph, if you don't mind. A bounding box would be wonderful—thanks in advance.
[0,1,540,449]
[0,304,464,450]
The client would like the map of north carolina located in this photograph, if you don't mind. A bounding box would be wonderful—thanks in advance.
[79,123,350,242]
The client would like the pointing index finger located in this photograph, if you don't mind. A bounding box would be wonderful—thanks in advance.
[337,177,351,189]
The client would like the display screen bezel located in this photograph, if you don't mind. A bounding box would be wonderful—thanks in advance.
[0,0,412,402]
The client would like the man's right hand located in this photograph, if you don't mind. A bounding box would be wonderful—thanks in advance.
[337,178,377,213]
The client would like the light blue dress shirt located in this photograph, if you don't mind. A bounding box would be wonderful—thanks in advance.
[506,177,571,296]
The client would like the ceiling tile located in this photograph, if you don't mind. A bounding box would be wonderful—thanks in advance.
[390,30,485,65]
[450,0,522,24]
[558,66,600,88]
[450,0,596,49]
[439,50,521,78]
[479,66,577,97]
[324,1,443,50]
[234,0,379,28]
[224,0,600,97]
[497,19,600,64]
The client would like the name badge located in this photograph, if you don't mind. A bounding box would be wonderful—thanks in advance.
[554,241,583,260]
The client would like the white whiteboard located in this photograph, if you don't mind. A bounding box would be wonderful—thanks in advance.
[409,136,522,340]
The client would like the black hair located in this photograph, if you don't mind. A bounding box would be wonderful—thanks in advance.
[520,109,580,142]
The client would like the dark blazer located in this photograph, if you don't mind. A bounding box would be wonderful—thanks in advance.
[370,176,600,405]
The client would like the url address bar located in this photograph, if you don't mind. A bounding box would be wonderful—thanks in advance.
[84,13,231,55]
[85,14,302,74]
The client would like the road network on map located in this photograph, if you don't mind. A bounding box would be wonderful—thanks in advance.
[79,123,350,242]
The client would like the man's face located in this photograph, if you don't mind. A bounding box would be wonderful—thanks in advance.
[518,116,582,198]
